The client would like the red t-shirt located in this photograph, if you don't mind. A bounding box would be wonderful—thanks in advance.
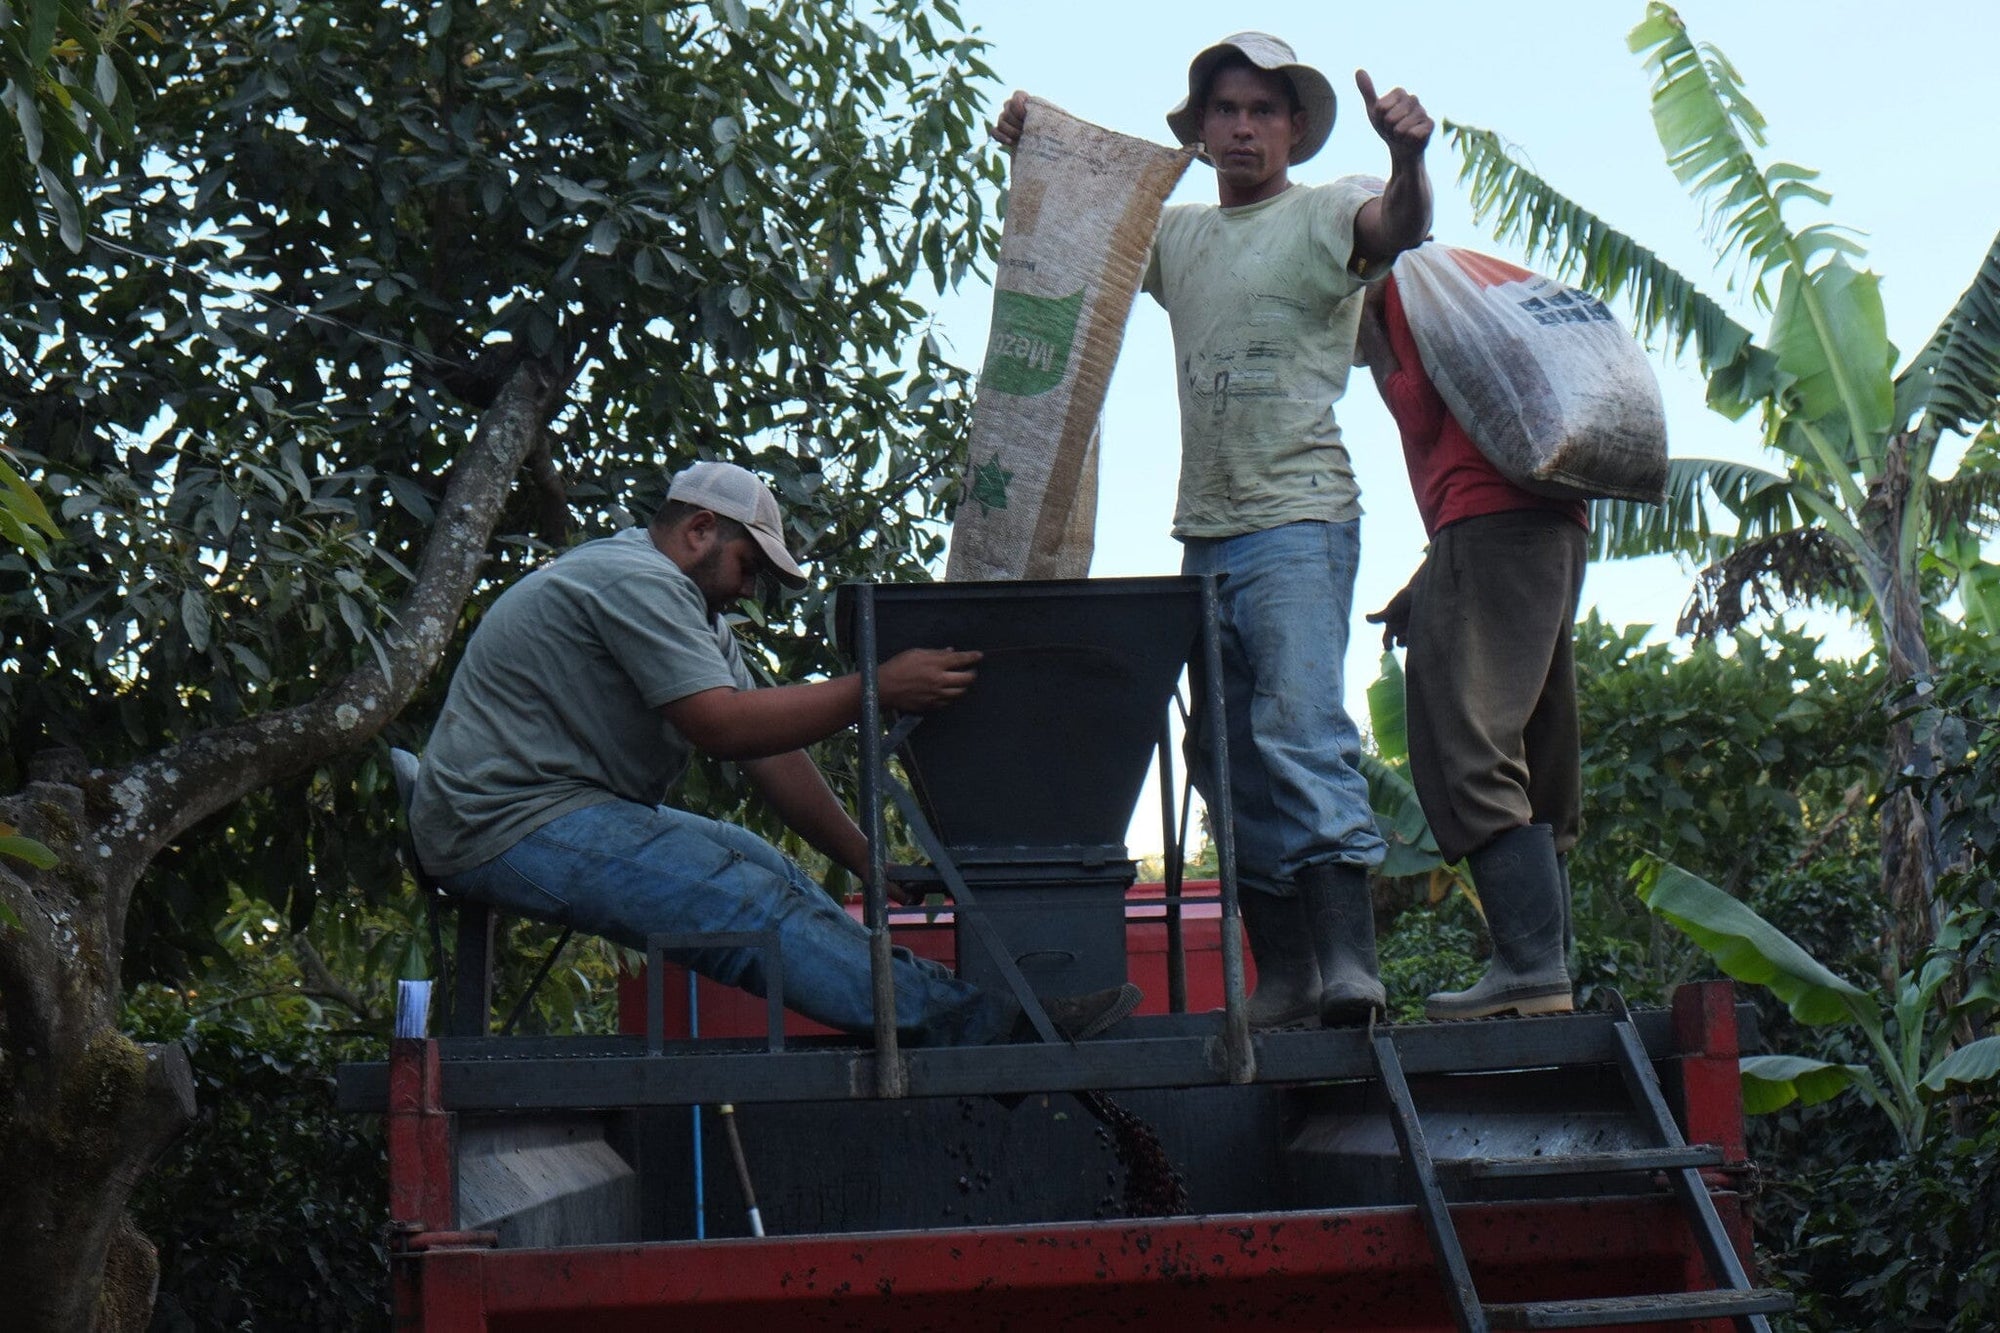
[1379,275,1588,538]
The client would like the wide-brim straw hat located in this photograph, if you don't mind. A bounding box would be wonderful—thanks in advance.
[1165,32,1336,166]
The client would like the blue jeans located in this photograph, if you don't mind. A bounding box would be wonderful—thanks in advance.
[440,800,1012,1046]
[1182,519,1386,894]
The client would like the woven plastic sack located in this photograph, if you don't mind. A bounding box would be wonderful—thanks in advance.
[946,99,1194,580]
[1395,246,1667,504]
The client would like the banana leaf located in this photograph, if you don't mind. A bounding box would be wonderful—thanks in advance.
[1920,1035,2000,1094]
[1359,753,1442,881]
[1367,650,1409,764]
[1739,1053,1861,1114]
[1635,857,1872,1028]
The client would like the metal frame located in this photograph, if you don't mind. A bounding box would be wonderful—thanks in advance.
[845,574,1251,1086]
[367,983,1777,1332]
[1371,998,1788,1332]
[335,1004,1726,1112]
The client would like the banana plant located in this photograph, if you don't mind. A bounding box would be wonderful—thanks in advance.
[1444,3,2000,960]
[1636,857,2000,1149]
[1363,651,1464,895]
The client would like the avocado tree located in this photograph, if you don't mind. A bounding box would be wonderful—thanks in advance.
[0,1,1000,1325]
[1443,2,2000,962]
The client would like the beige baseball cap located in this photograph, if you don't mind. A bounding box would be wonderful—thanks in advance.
[1166,32,1337,166]
[666,461,808,588]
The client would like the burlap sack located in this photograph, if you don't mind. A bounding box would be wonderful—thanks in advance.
[1396,246,1668,504]
[946,99,1194,581]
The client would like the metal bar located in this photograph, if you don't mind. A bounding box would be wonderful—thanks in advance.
[338,1008,1714,1112]
[883,778,1058,1043]
[1607,1016,1771,1332]
[1486,1291,1793,1329]
[499,927,573,1037]
[1372,1029,1488,1333]
[449,900,496,1037]
[644,932,786,1054]
[716,1103,766,1238]
[1439,1146,1723,1180]
[1200,574,1253,1082]
[689,971,706,1240]
[853,583,906,1098]
[1157,714,1187,1015]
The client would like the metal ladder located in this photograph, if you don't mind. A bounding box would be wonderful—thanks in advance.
[1370,1000,1793,1331]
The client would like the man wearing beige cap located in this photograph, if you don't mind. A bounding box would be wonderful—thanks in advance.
[412,460,1141,1045]
[996,35,1432,1028]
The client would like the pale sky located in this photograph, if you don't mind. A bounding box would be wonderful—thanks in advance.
[924,1,2000,856]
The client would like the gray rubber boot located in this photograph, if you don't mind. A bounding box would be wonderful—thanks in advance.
[1298,862,1386,1027]
[1557,846,1575,974]
[1240,891,1322,1029]
[1426,823,1574,1020]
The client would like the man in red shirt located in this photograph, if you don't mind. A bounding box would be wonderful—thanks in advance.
[1357,266,1587,1020]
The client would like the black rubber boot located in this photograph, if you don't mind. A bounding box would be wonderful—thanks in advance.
[1298,862,1385,1027]
[1425,823,1573,1020]
[1240,891,1322,1029]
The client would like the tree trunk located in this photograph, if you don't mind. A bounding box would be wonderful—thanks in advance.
[1868,432,1943,969]
[0,359,565,1330]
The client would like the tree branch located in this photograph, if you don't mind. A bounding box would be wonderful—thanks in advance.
[89,358,568,933]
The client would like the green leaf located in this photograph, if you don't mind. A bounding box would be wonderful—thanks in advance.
[1635,857,1874,1027]
[1740,1053,1858,1113]
[181,587,213,653]
[1359,753,1442,880]
[1767,257,1894,440]
[1920,1035,2000,1094]
[1367,650,1409,763]
[1629,2,1844,299]
[1587,457,1800,563]
[0,833,59,870]
[1896,227,2000,438]
[1443,119,1754,379]
[0,453,62,539]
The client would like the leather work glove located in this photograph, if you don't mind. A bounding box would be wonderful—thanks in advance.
[1366,580,1416,651]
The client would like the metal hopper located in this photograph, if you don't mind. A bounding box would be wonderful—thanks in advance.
[835,576,1203,857]
[836,576,1209,1001]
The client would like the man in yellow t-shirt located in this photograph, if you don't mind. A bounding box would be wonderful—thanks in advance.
[997,33,1432,1026]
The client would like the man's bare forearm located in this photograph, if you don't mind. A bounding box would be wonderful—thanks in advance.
[742,750,869,877]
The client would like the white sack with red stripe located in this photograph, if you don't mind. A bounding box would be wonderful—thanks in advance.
[1395,245,1668,504]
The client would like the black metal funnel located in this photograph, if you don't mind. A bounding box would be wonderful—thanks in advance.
[836,577,1203,854]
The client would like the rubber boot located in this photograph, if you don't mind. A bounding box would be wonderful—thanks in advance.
[1239,891,1322,1029]
[1426,824,1574,1020]
[1557,846,1576,975]
[1298,862,1386,1026]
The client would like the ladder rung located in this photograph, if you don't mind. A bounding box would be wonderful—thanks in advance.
[1439,1146,1723,1180]
[1486,1288,1794,1328]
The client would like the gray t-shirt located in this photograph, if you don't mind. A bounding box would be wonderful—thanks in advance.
[1142,178,1380,539]
[411,527,756,876]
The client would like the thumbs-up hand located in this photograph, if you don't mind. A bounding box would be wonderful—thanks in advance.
[1356,69,1433,163]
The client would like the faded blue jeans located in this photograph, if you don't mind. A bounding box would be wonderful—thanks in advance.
[1182,519,1387,895]
[440,799,1012,1046]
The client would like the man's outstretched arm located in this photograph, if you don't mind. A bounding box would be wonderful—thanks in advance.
[662,648,981,763]
[1350,68,1433,270]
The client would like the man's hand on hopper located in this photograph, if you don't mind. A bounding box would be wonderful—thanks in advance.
[878,648,982,712]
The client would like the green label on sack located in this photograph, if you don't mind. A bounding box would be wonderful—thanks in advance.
[982,287,1085,396]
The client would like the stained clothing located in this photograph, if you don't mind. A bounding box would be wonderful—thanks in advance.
[1182,519,1386,891]
[1377,275,1587,863]
[411,527,1009,1046]
[1144,178,1389,886]
[1143,179,1380,539]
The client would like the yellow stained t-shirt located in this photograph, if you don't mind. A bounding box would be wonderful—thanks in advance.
[1142,178,1380,539]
